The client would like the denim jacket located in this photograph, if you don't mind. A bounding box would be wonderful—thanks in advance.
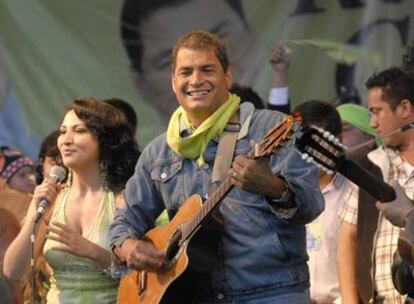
[109,106,324,300]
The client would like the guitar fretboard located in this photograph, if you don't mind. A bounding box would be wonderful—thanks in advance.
[180,177,234,244]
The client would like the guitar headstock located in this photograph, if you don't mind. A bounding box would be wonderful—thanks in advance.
[295,125,347,174]
[252,115,300,159]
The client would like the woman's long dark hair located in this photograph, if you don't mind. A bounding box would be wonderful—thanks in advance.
[63,97,140,192]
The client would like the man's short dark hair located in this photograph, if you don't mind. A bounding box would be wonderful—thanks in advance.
[293,100,342,136]
[365,67,414,110]
[120,0,247,72]
[171,31,229,73]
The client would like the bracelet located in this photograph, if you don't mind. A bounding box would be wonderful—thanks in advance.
[266,179,292,205]
[103,265,130,279]
[104,250,130,279]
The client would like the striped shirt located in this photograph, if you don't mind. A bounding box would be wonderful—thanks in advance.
[338,146,413,304]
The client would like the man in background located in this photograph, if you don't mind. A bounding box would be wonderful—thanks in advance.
[338,66,414,303]
[110,30,323,303]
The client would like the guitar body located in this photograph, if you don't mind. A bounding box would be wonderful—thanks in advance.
[118,194,204,304]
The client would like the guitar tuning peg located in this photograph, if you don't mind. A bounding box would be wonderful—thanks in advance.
[328,134,335,142]
[301,153,309,160]
[332,138,340,145]
[323,131,331,138]
[306,156,314,163]
[314,126,324,133]
[338,143,348,150]
[318,166,333,175]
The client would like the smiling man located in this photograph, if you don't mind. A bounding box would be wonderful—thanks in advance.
[120,0,260,122]
[110,30,324,303]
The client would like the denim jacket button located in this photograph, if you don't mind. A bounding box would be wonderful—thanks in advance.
[217,293,224,300]
[160,172,167,179]
[203,163,209,169]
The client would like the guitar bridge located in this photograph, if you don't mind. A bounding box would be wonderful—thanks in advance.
[137,270,147,295]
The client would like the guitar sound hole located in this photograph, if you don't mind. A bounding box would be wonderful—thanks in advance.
[165,229,182,268]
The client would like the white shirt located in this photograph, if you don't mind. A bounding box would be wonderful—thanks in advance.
[306,173,352,304]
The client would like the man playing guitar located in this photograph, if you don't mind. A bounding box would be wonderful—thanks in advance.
[109,30,324,303]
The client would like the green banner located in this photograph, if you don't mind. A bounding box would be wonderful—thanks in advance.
[0,0,413,159]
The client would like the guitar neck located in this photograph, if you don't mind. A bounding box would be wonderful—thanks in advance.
[181,176,234,242]
[336,158,396,202]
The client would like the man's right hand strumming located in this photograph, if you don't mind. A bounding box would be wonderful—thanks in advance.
[115,238,166,272]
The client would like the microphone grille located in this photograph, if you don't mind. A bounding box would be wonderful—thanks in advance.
[49,166,67,182]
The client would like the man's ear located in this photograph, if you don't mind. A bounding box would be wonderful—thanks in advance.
[226,68,233,90]
[171,72,177,94]
[398,99,413,119]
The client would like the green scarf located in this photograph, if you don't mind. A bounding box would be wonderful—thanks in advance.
[166,93,240,166]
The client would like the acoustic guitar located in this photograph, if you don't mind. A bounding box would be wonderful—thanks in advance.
[117,114,299,304]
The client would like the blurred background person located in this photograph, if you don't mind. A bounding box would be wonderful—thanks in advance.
[294,100,352,304]
[0,146,36,194]
[0,149,32,227]
[336,103,379,161]
[35,130,61,185]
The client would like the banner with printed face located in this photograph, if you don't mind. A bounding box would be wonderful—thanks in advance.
[0,0,413,159]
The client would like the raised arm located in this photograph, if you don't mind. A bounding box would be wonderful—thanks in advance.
[268,42,291,113]
[3,179,59,281]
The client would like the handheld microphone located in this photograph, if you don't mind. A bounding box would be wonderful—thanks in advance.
[34,165,66,224]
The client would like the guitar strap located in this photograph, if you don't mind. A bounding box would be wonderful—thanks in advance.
[210,110,240,188]
[183,110,241,280]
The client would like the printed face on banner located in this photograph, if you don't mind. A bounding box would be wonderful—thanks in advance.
[131,0,258,122]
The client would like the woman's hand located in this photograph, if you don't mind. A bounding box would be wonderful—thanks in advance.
[46,221,95,258]
[29,178,62,219]
[46,221,111,268]
[115,238,166,272]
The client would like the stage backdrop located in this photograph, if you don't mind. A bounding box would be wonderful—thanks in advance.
[0,0,413,159]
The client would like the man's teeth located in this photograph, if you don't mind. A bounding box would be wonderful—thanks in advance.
[188,90,210,96]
